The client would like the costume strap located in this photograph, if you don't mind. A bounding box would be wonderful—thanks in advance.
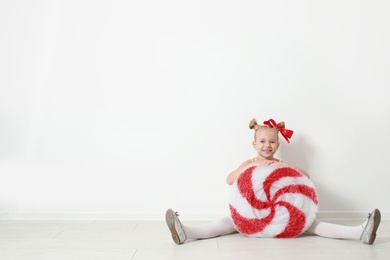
[263,119,294,143]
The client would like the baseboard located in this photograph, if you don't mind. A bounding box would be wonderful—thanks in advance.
[0,211,166,221]
[316,210,390,221]
[0,210,389,221]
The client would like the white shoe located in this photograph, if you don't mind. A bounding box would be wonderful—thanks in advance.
[165,209,187,245]
[360,209,381,245]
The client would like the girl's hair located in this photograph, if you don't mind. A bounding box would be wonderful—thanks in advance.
[249,118,279,140]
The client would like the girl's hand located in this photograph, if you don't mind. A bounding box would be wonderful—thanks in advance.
[271,161,311,179]
[256,160,276,166]
[271,161,289,167]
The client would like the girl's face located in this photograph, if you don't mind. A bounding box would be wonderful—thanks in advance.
[252,128,280,159]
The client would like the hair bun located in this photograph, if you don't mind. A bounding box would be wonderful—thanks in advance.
[249,119,258,130]
[278,121,285,129]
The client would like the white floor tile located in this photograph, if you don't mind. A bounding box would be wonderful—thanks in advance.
[0,219,388,260]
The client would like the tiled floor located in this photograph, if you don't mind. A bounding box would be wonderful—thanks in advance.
[0,219,389,260]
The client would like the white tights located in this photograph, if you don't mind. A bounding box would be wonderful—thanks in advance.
[183,217,236,239]
[183,217,366,240]
[306,219,365,239]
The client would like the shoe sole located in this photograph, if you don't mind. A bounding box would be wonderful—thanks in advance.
[368,209,381,245]
[165,209,181,245]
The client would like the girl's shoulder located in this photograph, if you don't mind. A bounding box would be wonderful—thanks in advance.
[239,159,254,167]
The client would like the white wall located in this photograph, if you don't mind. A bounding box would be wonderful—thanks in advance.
[1,0,389,220]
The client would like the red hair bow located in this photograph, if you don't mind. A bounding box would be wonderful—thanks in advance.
[263,119,294,143]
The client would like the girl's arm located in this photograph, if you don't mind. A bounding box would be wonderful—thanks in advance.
[293,166,310,178]
[226,160,253,185]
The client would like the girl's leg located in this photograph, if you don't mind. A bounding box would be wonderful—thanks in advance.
[306,208,381,244]
[165,209,236,244]
[183,216,237,240]
[306,219,364,240]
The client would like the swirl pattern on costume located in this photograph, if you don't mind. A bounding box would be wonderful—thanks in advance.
[229,165,318,238]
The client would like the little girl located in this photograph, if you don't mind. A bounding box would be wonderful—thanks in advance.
[166,118,381,245]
